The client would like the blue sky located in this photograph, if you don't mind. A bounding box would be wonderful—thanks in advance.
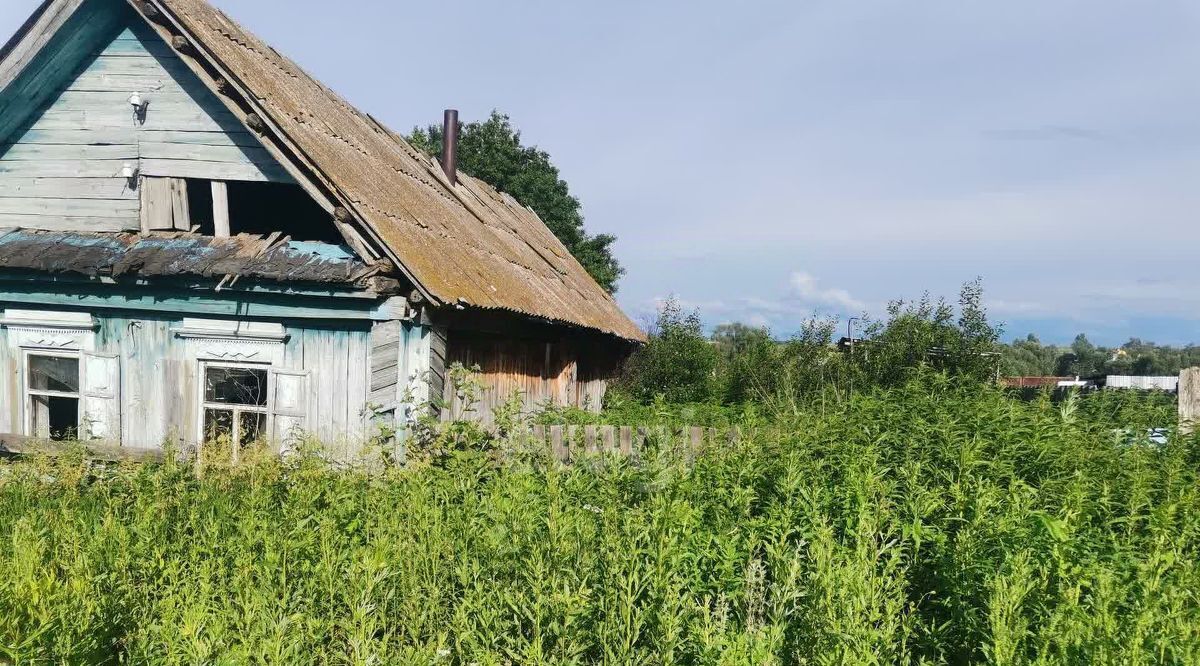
[3,0,1200,345]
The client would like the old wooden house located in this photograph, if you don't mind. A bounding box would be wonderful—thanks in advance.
[0,0,644,453]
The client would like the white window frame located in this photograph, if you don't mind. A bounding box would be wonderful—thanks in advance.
[197,360,272,459]
[23,349,82,440]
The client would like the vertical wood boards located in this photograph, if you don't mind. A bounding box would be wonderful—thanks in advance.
[139,176,190,231]
[139,175,172,231]
[168,177,189,230]
[210,180,229,236]
[282,325,372,456]
[270,368,308,450]
[398,322,432,427]
[344,329,369,456]
[0,305,377,452]
[369,319,401,411]
[0,12,292,233]
[429,324,448,416]
[442,333,616,426]
[96,315,181,447]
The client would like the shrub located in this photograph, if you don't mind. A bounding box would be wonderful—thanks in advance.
[616,298,718,403]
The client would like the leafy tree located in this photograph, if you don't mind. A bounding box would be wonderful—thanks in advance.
[853,280,1002,388]
[712,323,779,403]
[616,299,717,403]
[617,281,1006,408]
[1054,334,1107,377]
[1001,334,1061,376]
[408,111,624,292]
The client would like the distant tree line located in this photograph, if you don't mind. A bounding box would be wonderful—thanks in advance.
[1001,335,1200,378]
[614,281,1198,408]
[614,280,1001,407]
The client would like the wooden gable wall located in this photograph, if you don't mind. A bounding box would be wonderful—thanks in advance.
[0,0,291,232]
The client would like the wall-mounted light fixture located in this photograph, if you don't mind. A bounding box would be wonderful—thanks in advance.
[128,92,150,124]
[121,162,138,188]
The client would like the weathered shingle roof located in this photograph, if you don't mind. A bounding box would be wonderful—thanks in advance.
[0,228,386,287]
[145,0,646,342]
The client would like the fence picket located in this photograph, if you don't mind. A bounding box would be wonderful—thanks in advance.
[550,425,565,461]
[601,426,616,453]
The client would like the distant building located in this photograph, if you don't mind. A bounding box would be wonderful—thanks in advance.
[1095,376,1178,392]
[1001,377,1089,390]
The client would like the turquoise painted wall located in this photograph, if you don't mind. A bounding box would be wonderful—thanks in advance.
[0,301,423,454]
[0,1,290,231]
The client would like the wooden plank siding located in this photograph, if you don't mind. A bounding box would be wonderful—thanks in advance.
[0,12,291,232]
[369,319,402,412]
[442,331,618,425]
[0,304,383,455]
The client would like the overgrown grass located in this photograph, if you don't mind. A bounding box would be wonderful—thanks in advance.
[1,376,1197,664]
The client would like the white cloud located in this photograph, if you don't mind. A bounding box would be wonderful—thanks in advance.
[988,299,1053,315]
[788,272,866,312]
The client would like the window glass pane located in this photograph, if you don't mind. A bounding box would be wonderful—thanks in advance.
[204,409,234,443]
[204,367,268,406]
[30,395,78,441]
[239,412,267,447]
[29,355,79,393]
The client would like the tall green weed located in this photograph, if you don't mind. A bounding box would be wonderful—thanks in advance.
[0,376,1196,664]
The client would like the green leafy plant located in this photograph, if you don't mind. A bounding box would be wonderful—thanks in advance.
[0,376,1196,663]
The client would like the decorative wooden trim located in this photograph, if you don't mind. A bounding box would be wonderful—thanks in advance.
[0,308,95,330]
[175,331,287,343]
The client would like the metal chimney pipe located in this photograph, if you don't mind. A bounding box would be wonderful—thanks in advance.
[441,109,459,186]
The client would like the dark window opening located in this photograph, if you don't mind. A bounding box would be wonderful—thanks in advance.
[185,179,215,235]
[32,396,79,441]
[205,366,269,407]
[228,181,342,243]
[179,179,342,243]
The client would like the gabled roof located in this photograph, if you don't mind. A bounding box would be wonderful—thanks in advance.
[0,0,646,342]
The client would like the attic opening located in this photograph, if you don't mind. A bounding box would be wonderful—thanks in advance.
[143,176,343,243]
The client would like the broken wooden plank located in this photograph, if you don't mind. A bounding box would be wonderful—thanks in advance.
[0,434,166,463]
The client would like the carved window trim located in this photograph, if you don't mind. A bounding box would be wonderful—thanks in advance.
[173,318,288,343]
